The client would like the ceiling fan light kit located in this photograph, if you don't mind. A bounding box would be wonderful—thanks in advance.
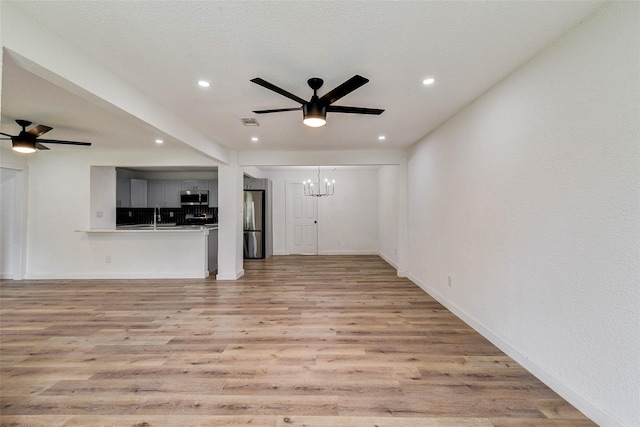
[12,139,37,153]
[251,75,383,128]
[302,103,327,127]
[1,119,92,153]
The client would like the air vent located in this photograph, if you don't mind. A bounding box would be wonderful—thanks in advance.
[240,118,260,126]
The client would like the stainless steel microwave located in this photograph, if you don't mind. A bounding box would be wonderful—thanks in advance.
[180,190,209,206]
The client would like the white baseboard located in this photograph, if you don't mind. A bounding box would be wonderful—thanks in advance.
[406,272,623,427]
[24,272,209,280]
[318,249,378,255]
[377,251,398,270]
[216,269,244,280]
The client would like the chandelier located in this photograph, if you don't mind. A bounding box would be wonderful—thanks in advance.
[303,166,335,197]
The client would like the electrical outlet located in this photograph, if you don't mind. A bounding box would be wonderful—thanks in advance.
[96,211,104,218]
[337,239,341,246]
[128,211,132,217]
[169,212,174,218]
[105,255,112,264]
[448,276,452,287]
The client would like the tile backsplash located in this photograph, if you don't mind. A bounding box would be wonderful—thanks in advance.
[116,206,217,225]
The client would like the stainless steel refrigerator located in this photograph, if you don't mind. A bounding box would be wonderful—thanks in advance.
[243,190,265,258]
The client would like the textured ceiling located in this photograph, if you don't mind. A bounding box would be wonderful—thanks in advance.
[1,1,603,155]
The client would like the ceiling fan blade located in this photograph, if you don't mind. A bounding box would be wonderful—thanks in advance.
[28,125,53,137]
[250,78,307,105]
[327,105,384,115]
[0,132,14,138]
[36,139,92,146]
[35,143,51,150]
[253,107,302,114]
[319,75,369,105]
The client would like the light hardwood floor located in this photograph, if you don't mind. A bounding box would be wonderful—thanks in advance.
[1,255,595,426]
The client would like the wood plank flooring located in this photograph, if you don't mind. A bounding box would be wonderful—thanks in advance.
[1,255,595,426]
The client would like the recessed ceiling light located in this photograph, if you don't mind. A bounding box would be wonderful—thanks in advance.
[197,80,211,88]
[251,137,259,143]
[378,135,386,141]
[155,139,164,144]
[422,77,435,86]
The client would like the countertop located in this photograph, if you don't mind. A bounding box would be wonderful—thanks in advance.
[78,224,218,233]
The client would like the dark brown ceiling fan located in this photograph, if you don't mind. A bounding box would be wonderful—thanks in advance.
[250,75,384,127]
[1,119,92,153]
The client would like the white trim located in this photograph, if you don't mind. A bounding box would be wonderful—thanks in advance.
[319,250,378,255]
[406,273,624,427]
[25,272,209,280]
[216,269,244,281]
[378,251,398,270]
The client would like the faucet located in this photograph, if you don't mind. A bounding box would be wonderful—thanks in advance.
[153,205,160,230]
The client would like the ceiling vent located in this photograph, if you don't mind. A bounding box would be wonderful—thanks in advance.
[240,118,260,126]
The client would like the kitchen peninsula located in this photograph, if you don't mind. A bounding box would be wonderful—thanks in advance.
[81,166,219,279]
[81,223,218,278]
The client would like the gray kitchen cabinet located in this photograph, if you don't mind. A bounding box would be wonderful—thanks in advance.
[116,176,131,207]
[130,179,147,208]
[164,180,182,207]
[147,180,164,207]
[148,180,182,207]
[182,180,209,191]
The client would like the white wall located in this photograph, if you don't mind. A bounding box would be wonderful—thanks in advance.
[377,165,399,268]
[90,166,116,229]
[261,167,379,255]
[406,3,639,426]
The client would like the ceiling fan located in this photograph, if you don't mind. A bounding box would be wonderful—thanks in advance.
[1,119,92,153]
[250,75,384,127]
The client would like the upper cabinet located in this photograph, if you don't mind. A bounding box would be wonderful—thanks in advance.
[116,175,217,209]
[182,180,210,191]
[165,181,182,207]
[130,179,148,208]
[147,180,163,207]
[116,176,131,207]
[148,180,182,207]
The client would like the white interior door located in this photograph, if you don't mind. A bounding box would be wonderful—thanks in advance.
[287,182,317,254]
